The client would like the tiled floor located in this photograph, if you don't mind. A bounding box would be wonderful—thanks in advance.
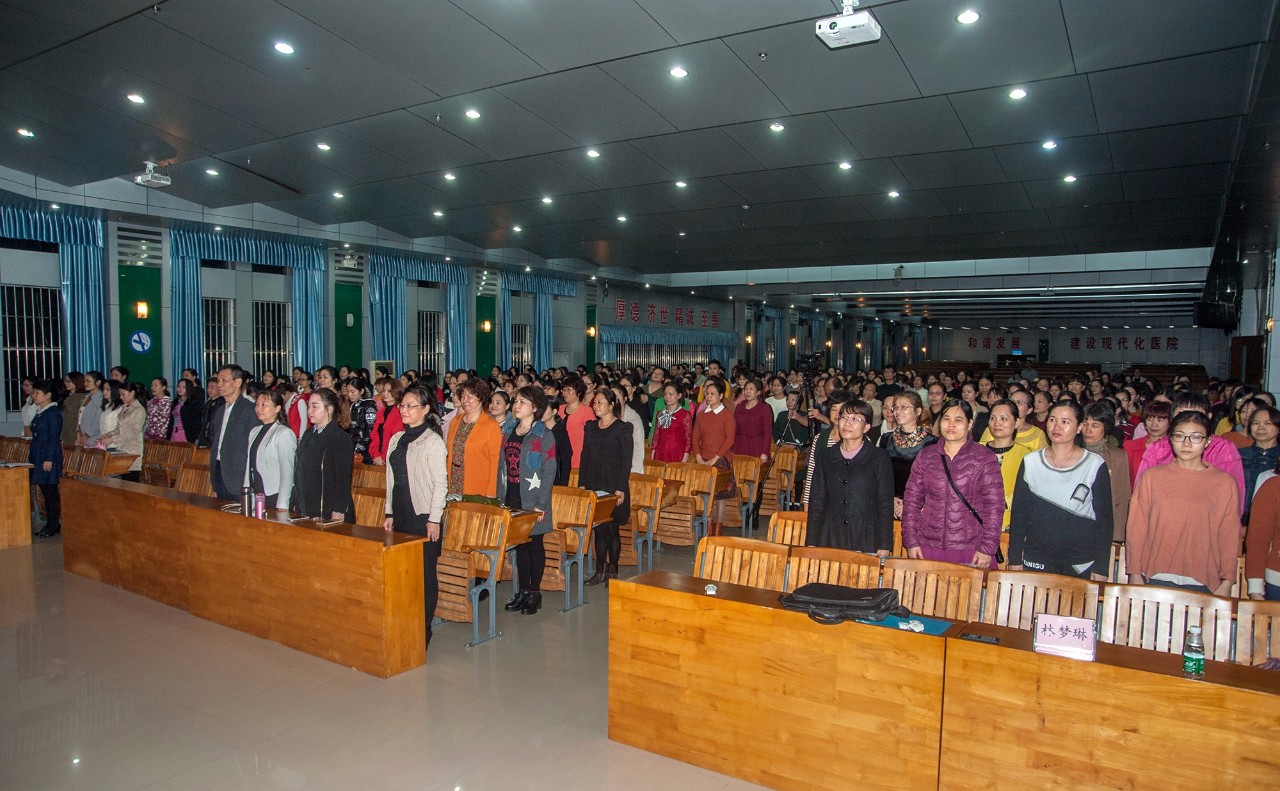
[0,536,767,791]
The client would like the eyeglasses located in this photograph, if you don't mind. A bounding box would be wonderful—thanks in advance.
[398,402,425,411]
[891,405,914,413]
[1171,433,1207,445]
[838,414,866,424]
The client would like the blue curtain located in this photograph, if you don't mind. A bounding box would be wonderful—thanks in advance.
[533,292,554,372]
[446,281,469,371]
[0,198,107,374]
[758,306,787,370]
[170,223,327,375]
[170,254,203,378]
[808,311,824,353]
[499,272,576,371]
[498,283,512,369]
[597,324,740,363]
[59,245,107,373]
[367,251,469,373]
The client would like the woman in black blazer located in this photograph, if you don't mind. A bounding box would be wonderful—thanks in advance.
[294,388,353,520]
[169,377,205,443]
[581,388,633,586]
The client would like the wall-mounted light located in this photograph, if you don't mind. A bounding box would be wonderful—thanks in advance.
[135,301,149,319]
[902,345,909,352]
[1268,316,1275,333]
[586,326,597,337]
[789,337,797,346]
[824,339,832,348]
[855,341,862,349]
[745,334,753,344]
[920,347,927,353]
[345,313,355,328]
[482,320,493,333]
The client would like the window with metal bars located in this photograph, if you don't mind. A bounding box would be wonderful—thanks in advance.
[202,297,235,379]
[610,343,710,369]
[511,323,531,368]
[417,310,445,375]
[764,338,777,369]
[252,301,292,380]
[1,286,62,412]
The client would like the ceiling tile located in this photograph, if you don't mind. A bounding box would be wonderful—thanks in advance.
[407,91,580,161]
[414,165,524,208]
[1024,173,1125,209]
[855,189,950,219]
[0,6,84,70]
[893,149,1008,190]
[723,113,860,170]
[165,157,300,207]
[1121,163,1231,202]
[1062,0,1273,72]
[497,67,676,146]
[548,143,674,190]
[827,97,971,159]
[333,111,489,173]
[723,19,921,115]
[935,183,1033,214]
[993,136,1114,182]
[1107,118,1244,171]
[451,0,675,72]
[600,40,787,131]
[636,0,835,43]
[718,169,823,204]
[968,209,1053,233]
[789,196,874,225]
[948,74,1099,148]
[1046,203,1133,228]
[874,0,1074,95]
[800,158,908,198]
[4,0,159,30]
[219,139,355,195]
[477,156,598,200]
[645,177,745,212]
[1089,46,1260,133]
[631,129,765,179]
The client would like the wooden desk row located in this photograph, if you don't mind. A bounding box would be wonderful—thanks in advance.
[609,571,1280,791]
[61,476,427,677]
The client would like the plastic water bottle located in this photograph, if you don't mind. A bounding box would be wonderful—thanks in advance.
[1182,624,1206,679]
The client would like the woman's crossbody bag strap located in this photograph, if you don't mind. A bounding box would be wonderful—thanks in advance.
[940,453,1004,563]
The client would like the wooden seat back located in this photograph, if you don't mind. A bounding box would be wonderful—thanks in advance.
[693,536,789,592]
[568,467,580,488]
[882,557,984,621]
[551,485,597,555]
[175,462,215,497]
[785,546,881,592]
[140,439,195,487]
[621,473,663,568]
[351,462,386,490]
[767,511,809,546]
[0,436,28,463]
[65,447,107,478]
[656,462,717,546]
[732,454,764,489]
[892,520,904,557]
[772,444,798,479]
[352,487,386,527]
[981,570,1100,630]
[643,459,667,479]
[1235,599,1280,666]
[1098,584,1233,662]
[664,461,717,498]
[437,502,511,623]
[1108,542,1128,583]
[443,501,509,557]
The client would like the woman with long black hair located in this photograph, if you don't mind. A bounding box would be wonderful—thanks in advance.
[498,386,558,615]
[294,389,354,521]
[582,387,633,586]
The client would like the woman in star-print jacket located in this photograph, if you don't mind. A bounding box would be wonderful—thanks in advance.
[496,385,558,615]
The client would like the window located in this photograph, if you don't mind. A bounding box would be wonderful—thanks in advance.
[1,286,62,412]
[202,298,235,378]
[510,323,531,368]
[611,343,709,369]
[252,300,291,379]
[417,310,445,374]
[764,338,777,370]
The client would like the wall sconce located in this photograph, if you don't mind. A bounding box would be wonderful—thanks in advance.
[1268,316,1275,333]
[789,337,797,346]
[920,347,927,354]
[855,341,862,350]
[586,326,597,337]
[824,339,832,348]
[482,320,493,333]
[135,301,149,319]
[902,345,909,352]
[745,334,753,344]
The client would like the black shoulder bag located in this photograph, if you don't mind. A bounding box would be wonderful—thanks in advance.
[779,583,910,624]
[939,454,1004,565]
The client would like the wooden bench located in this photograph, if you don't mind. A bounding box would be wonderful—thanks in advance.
[622,473,663,573]
[1098,584,1233,662]
[785,546,881,593]
[438,501,511,647]
[980,570,1100,630]
[721,454,764,536]
[758,444,798,521]
[693,535,789,592]
[1235,599,1280,666]
[656,462,716,547]
[351,462,386,490]
[141,439,196,488]
[882,557,984,621]
[0,435,28,463]
[175,462,215,498]
[766,510,809,546]
[352,486,386,528]
[543,486,598,611]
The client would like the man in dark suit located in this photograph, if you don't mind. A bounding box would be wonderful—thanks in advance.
[208,365,257,501]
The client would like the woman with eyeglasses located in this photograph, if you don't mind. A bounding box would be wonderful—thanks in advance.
[1134,393,1245,515]
[383,385,447,641]
[1126,411,1240,595]
[1008,401,1113,580]
[881,389,937,520]
[902,399,1004,568]
[806,399,893,554]
[444,378,502,499]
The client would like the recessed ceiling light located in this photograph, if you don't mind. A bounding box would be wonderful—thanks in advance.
[669,66,688,78]
[127,93,145,104]
[729,295,734,300]
[690,291,695,295]
[525,265,532,272]
[770,122,785,132]
[678,232,686,236]
[214,226,223,231]
[205,168,219,176]
[957,9,980,24]
[541,196,553,204]
[16,128,34,138]
[433,210,444,217]
[445,256,452,261]
[49,203,60,210]
[1042,140,1058,150]
[465,108,481,119]
[443,172,456,180]
[838,161,852,170]
[1063,175,1077,183]
[513,225,523,232]
[888,191,900,198]
[675,181,687,188]
[644,283,651,289]
[316,143,331,151]
[586,149,600,158]
[617,215,627,222]
[590,275,597,280]
[332,192,344,198]
[342,243,350,249]
[1009,88,1028,100]
[274,41,295,55]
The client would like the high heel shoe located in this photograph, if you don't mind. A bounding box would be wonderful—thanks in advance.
[505,591,530,611]
[585,561,608,586]
[521,591,542,615]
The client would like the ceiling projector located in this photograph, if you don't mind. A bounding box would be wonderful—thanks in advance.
[816,4,881,49]
[134,161,171,188]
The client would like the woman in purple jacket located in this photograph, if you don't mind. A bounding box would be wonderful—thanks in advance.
[902,399,1005,568]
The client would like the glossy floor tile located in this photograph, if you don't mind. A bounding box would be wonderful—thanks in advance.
[0,538,766,791]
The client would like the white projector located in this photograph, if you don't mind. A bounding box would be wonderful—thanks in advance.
[815,10,881,49]
[134,161,171,188]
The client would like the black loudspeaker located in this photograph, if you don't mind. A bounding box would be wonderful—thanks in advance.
[1194,300,1235,330]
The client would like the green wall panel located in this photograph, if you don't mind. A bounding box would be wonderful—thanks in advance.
[585,305,596,369]
[333,282,363,369]
[117,266,162,384]
[475,295,495,373]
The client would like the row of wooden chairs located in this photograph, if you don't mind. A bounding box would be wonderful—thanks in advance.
[139,439,198,487]
[0,435,27,463]
[692,536,1278,666]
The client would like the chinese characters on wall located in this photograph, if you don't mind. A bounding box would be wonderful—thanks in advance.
[614,299,719,329]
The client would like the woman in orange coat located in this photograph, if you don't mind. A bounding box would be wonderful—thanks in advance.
[444,378,503,498]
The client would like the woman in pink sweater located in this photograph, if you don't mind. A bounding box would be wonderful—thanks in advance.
[1127,411,1240,595]
[1134,396,1244,514]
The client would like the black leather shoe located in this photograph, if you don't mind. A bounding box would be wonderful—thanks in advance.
[505,591,530,611]
[35,527,60,539]
[521,591,542,615]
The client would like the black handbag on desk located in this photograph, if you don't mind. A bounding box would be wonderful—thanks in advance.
[779,583,911,624]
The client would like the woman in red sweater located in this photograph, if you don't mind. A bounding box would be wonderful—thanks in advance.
[558,375,592,470]
[651,381,692,463]
[691,378,736,532]
[733,378,773,464]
